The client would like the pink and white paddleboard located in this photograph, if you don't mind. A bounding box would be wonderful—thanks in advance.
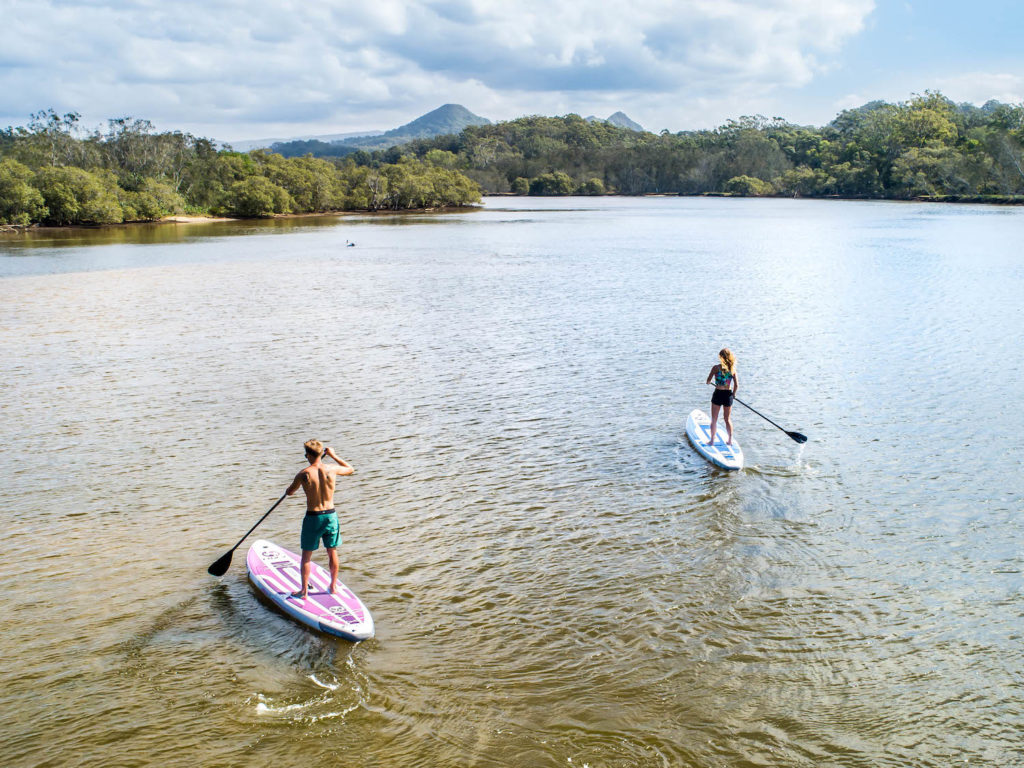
[246,539,374,641]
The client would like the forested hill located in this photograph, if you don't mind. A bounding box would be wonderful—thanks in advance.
[272,104,491,158]
[0,112,481,227]
[394,93,1023,200]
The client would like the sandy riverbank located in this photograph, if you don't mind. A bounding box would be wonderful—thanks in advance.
[162,215,234,223]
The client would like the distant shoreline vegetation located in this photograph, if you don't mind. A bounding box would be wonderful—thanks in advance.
[283,92,1023,203]
[399,92,1021,202]
[2,92,1023,228]
[0,112,482,228]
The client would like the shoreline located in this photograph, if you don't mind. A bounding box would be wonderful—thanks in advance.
[2,193,1021,235]
[0,205,483,235]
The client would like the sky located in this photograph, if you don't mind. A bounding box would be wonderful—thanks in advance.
[0,0,1021,143]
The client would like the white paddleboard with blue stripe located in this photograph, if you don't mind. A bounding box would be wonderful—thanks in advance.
[686,408,744,470]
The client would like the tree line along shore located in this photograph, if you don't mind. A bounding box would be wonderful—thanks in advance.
[406,92,1022,201]
[0,113,482,228]
[2,92,1022,228]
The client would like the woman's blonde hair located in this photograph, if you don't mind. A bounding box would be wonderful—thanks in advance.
[718,348,736,375]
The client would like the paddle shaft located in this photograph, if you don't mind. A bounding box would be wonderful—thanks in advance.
[733,396,785,431]
[208,492,289,575]
[227,492,288,554]
[732,396,807,443]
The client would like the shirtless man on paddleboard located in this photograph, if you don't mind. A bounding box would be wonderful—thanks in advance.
[285,439,354,599]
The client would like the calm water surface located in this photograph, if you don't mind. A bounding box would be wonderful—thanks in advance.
[1,197,1022,767]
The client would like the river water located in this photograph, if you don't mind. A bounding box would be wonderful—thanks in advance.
[1,197,1021,767]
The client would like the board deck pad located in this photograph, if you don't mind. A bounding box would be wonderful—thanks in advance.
[686,408,744,470]
[246,539,374,641]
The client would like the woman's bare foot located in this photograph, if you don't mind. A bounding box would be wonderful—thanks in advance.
[290,590,307,600]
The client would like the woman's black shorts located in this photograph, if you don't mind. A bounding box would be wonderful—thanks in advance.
[711,388,734,407]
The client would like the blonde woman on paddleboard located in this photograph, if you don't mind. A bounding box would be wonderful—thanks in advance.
[705,348,738,446]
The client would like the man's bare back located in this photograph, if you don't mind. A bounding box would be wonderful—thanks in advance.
[295,462,339,511]
[287,445,354,510]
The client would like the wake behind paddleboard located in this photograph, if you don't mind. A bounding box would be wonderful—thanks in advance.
[686,408,744,470]
[246,539,374,641]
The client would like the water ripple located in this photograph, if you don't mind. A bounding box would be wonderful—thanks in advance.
[1,198,1022,767]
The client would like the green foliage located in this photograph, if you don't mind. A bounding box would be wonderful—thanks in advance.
[424,149,459,169]
[529,171,576,196]
[773,166,826,197]
[252,150,346,212]
[271,139,356,159]
[223,176,293,217]
[33,166,124,225]
[119,178,186,221]
[395,93,1024,201]
[724,175,774,196]
[2,93,1022,227]
[0,158,46,224]
[0,109,482,225]
[891,146,968,197]
[360,157,482,210]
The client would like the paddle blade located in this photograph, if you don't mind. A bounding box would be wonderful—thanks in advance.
[207,550,234,577]
[787,431,808,444]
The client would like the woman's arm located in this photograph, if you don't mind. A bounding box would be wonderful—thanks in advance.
[706,365,717,385]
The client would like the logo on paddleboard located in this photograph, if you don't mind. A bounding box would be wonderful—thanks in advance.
[327,606,356,623]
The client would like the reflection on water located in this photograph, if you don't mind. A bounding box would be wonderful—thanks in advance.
[1,197,1022,767]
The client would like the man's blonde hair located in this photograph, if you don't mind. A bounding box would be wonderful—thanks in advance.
[304,439,324,458]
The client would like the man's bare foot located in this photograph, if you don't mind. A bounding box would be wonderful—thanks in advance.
[328,583,337,594]
[706,440,715,446]
[290,590,307,600]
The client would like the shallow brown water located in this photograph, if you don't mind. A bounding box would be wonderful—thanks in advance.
[1,198,1022,767]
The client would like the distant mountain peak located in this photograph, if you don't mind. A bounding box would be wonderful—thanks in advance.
[585,112,644,132]
[606,112,644,131]
[379,103,490,141]
[268,104,491,157]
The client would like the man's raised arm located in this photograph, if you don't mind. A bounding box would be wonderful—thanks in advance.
[324,447,354,476]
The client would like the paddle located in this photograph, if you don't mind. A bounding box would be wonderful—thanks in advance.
[733,396,808,444]
[207,492,288,576]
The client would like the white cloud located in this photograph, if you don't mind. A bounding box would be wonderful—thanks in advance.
[935,72,1024,106]
[0,0,876,138]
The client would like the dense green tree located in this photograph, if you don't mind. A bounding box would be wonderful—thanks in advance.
[529,171,576,195]
[0,158,47,224]
[424,149,460,169]
[118,178,185,221]
[891,146,969,197]
[724,175,775,196]
[222,176,293,217]
[773,166,827,197]
[33,166,123,225]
